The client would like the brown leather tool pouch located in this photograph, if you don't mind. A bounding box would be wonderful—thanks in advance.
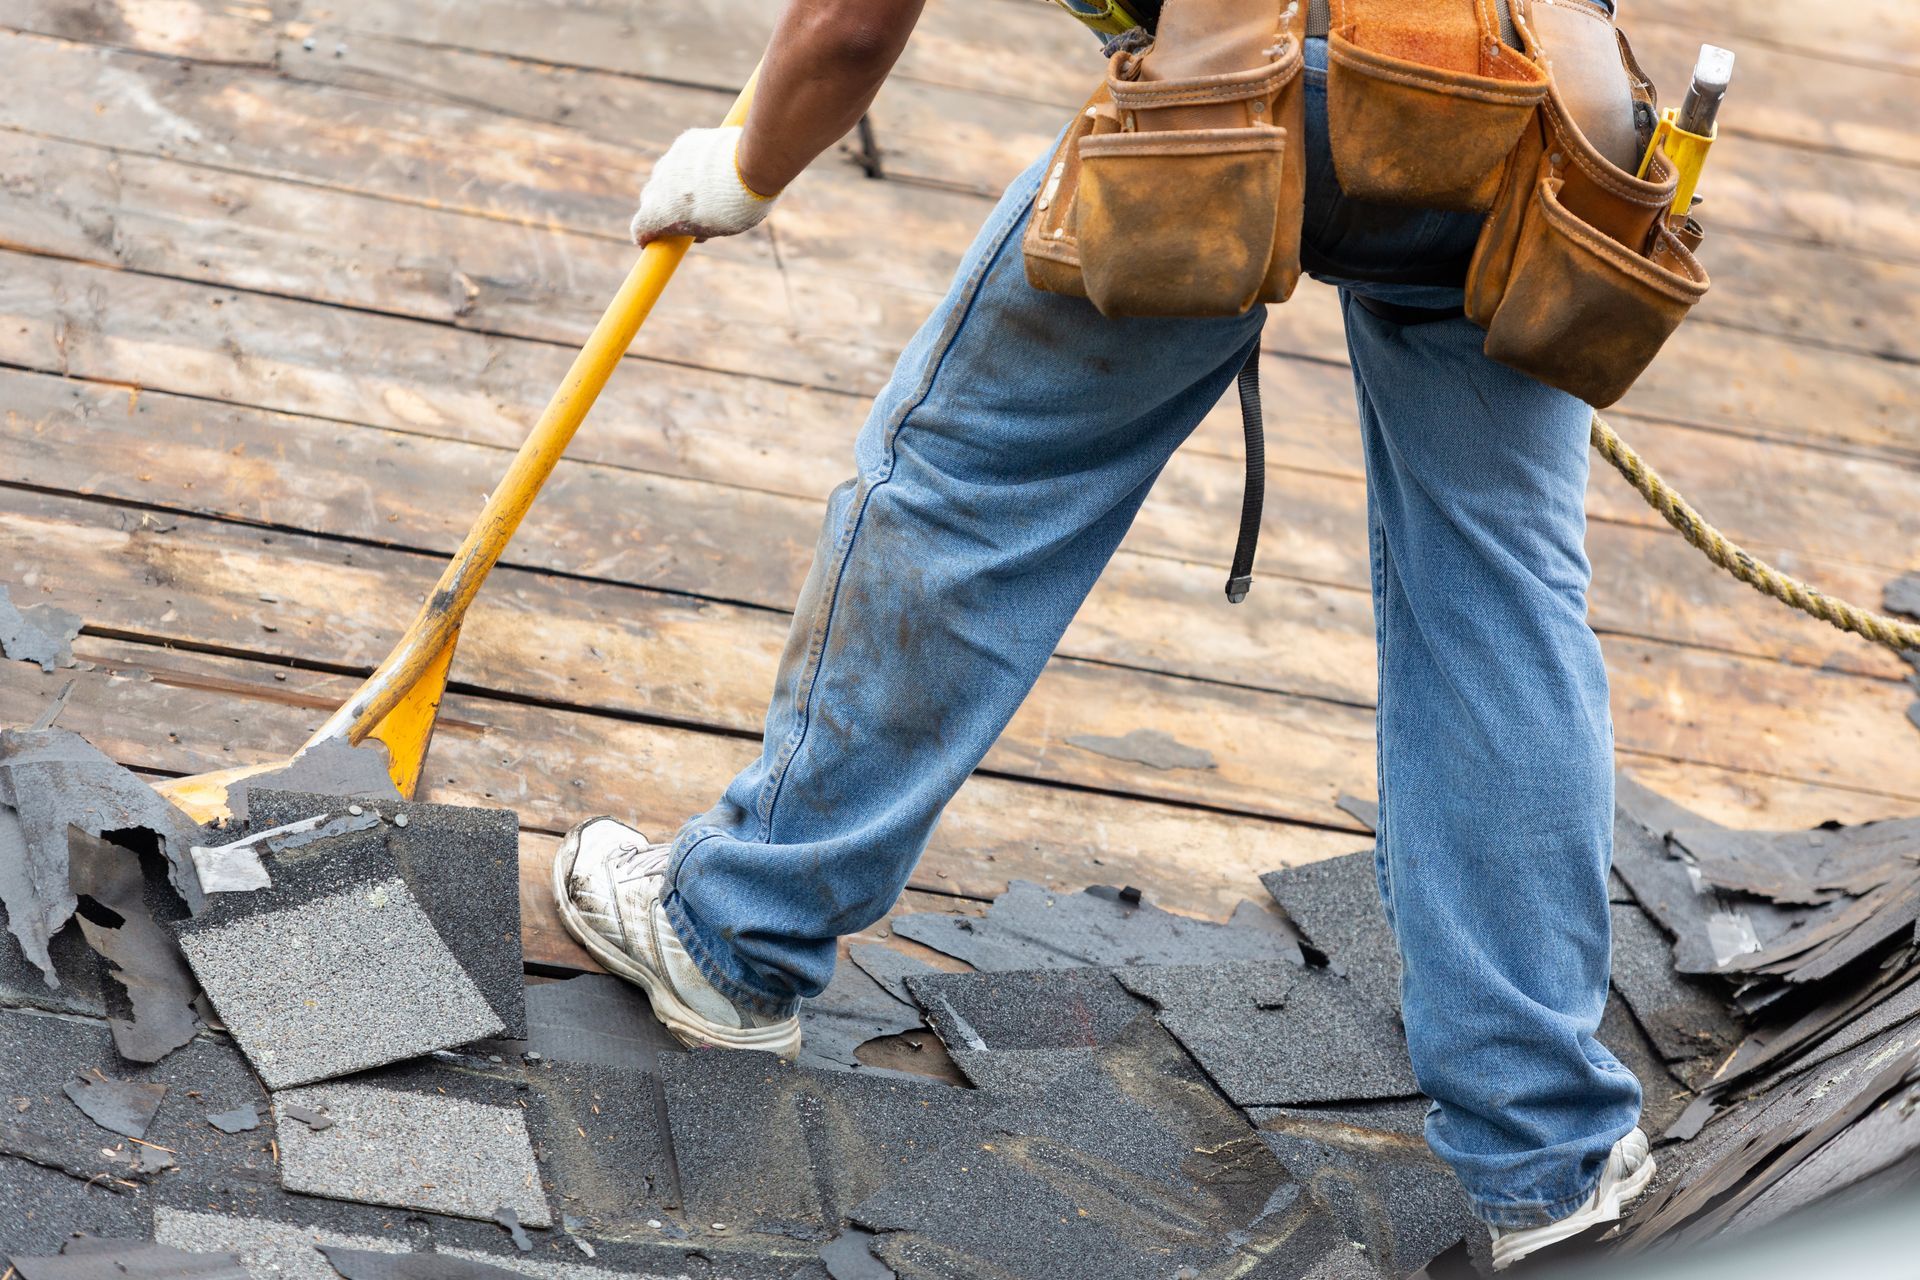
[1022,0,1309,317]
[1325,0,1548,211]
[1465,11,1708,405]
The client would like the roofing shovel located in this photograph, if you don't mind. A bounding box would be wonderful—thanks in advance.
[154,75,759,823]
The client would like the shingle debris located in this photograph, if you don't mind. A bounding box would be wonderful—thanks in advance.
[62,1071,168,1139]
[246,791,526,1039]
[68,831,203,1063]
[0,727,206,986]
[906,967,1146,1053]
[797,951,931,1077]
[176,852,503,1088]
[7,1238,249,1280]
[0,584,82,674]
[893,879,1301,971]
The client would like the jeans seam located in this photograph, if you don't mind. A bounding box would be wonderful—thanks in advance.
[661,888,797,1018]
[1470,1164,1608,1229]
[750,171,1042,849]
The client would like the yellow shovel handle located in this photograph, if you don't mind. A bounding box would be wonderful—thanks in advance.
[306,71,760,749]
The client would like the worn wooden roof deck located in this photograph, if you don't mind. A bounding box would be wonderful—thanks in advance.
[0,0,1915,974]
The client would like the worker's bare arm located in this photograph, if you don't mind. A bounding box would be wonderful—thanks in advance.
[737,0,928,197]
[627,0,925,247]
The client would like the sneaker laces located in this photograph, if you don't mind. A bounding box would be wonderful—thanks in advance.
[607,839,670,881]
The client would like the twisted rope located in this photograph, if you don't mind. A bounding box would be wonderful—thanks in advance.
[1591,413,1920,655]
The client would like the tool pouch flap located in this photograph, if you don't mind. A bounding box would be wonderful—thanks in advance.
[1022,0,1309,317]
[1325,0,1548,210]
[1466,12,1708,406]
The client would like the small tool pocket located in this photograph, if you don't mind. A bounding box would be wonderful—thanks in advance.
[1077,126,1289,317]
[1481,171,1706,406]
[1326,0,1548,211]
[1021,0,1309,317]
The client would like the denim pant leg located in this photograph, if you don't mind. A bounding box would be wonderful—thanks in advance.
[662,153,1265,1017]
[1340,293,1642,1227]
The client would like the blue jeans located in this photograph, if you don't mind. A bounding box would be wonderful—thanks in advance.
[662,40,1641,1228]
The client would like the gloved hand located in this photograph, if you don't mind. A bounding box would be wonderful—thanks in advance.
[629,125,781,247]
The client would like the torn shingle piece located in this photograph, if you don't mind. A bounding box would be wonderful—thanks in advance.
[1671,819,1920,907]
[272,1082,550,1228]
[61,1072,168,1140]
[891,879,1300,972]
[176,869,503,1088]
[1336,794,1379,833]
[660,1051,989,1238]
[1259,851,1398,1000]
[856,1017,1309,1279]
[0,585,82,673]
[904,968,1147,1053]
[246,791,526,1039]
[845,943,940,1008]
[6,1241,249,1280]
[151,1211,410,1280]
[68,832,203,1064]
[1249,1100,1482,1277]
[320,1252,528,1280]
[217,741,401,825]
[1609,903,1743,1066]
[1608,796,1799,977]
[524,974,684,1073]
[204,1104,259,1135]
[1117,960,1416,1107]
[0,727,207,985]
[282,1105,333,1132]
[493,1206,533,1252]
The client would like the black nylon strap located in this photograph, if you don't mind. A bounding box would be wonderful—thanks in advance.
[1226,347,1265,604]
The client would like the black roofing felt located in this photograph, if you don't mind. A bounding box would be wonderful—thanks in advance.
[1117,960,1417,1107]
[892,879,1302,972]
[905,967,1148,1053]
[524,971,686,1073]
[0,584,82,675]
[796,953,929,1078]
[68,832,202,1064]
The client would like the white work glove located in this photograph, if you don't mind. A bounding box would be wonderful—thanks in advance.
[629,125,780,246]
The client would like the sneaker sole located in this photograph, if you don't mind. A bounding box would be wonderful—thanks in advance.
[1491,1152,1657,1270]
[550,824,803,1059]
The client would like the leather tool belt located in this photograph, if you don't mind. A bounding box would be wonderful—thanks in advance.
[1024,0,1710,408]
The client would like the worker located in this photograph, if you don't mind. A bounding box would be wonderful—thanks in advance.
[553,0,1650,1266]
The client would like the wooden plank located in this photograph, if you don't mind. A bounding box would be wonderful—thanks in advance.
[3,359,1907,694]
[0,489,1383,827]
[6,477,1916,815]
[5,27,1919,452]
[0,0,277,62]
[1633,0,1920,75]
[0,130,930,399]
[0,642,1358,920]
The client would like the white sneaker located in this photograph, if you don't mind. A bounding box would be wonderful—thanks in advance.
[1490,1128,1655,1271]
[551,817,802,1057]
